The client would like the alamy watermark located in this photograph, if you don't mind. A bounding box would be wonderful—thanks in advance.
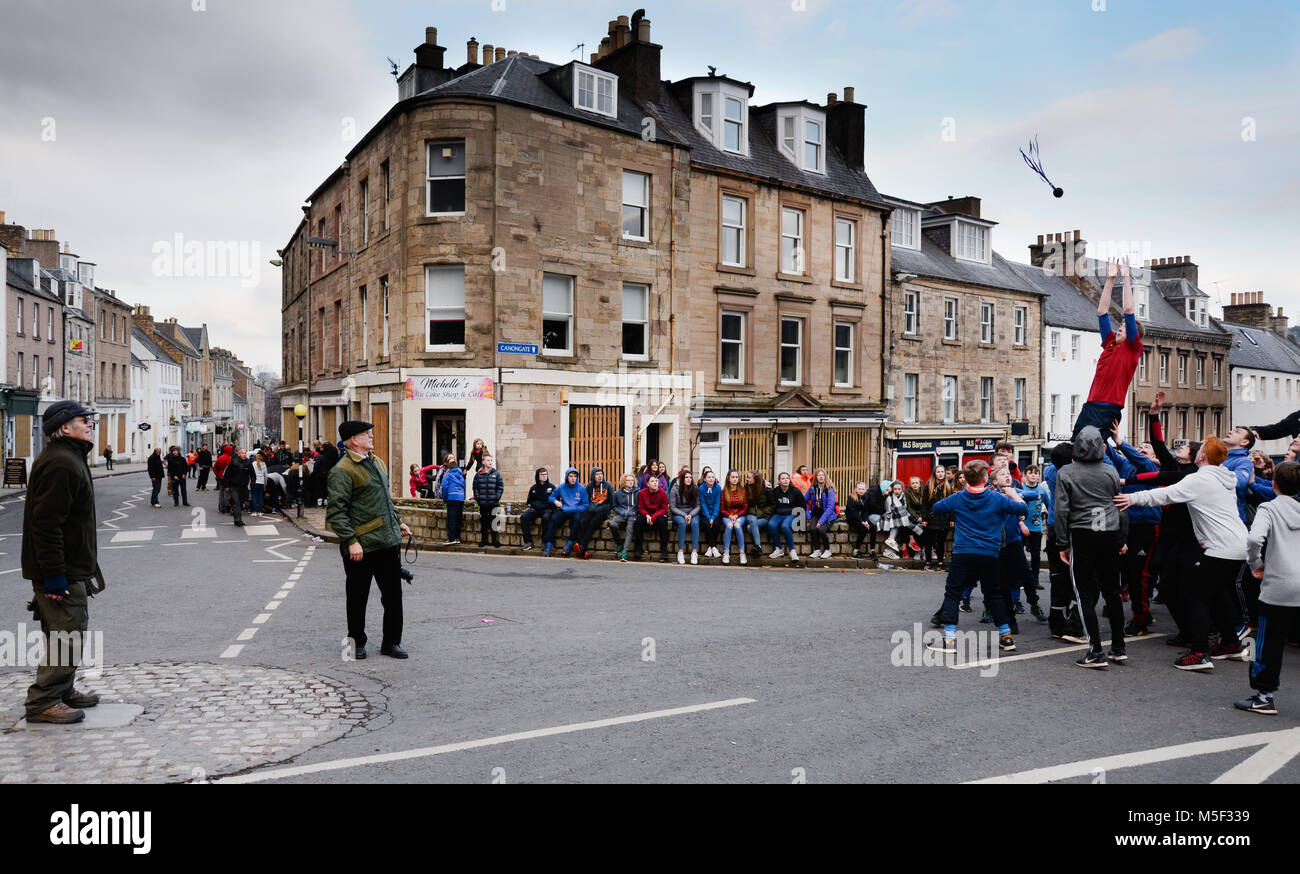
[2,624,104,678]
[890,622,1000,677]
[151,233,262,288]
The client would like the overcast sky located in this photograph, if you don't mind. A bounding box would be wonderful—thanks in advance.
[1,0,1296,373]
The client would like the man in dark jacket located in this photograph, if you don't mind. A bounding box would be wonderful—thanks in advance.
[22,401,105,724]
[196,444,214,490]
[574,467,614,558]
[223,448,254,527]
[471,454,504,547]
[311,441,340,508]
[519,468,554,550]
[147,447,165,507]
[327,421,412,659]
[166,445,190,507]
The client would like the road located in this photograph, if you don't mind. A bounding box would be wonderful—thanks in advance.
[0,472,1297,784]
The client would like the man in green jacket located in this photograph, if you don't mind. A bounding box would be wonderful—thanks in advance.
[327,420,412,660]
[22,401,106,724]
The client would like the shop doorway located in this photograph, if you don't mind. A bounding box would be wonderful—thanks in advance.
[774,431,792,479]
[421,410,465,468]
[895,455,933,484]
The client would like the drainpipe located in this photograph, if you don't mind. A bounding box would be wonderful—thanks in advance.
[879,220,890,480]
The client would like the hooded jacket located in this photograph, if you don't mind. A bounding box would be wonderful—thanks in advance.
[1054,427,1125,546]
[1107,442,1162,526]
[699,479,722,520]
[585,471,614,515]
[932,486,1028,557]
[1126,463,1247,560]
[669,481,700,520]
[147,451,165,479]
[612,483,640,521]
[747,484,776,520]
[526,469,555,513]
[1225,447,1276,521]
[806,484,839,527]
[440,465,466,502]
[772,483,803,516]
[1248,495,1300,606]
[552,468,590,513]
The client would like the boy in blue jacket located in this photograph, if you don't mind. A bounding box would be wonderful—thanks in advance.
[542,467,589,557]
[926,460,1028,654]
[1105,425,1161,634]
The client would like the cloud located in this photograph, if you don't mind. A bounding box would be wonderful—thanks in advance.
[1118,26,1203,64]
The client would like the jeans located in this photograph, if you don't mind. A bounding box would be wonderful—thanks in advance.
[721,516,745,552]
[105,457,113,470]
[341,543,402,650]
[251,483,265,513]
[172,476,189,506]
[229,486,247,524]
[575,509,609,551]
[544,508,584,547]
[445,500,464,541]
[197,466,211,490]
[1071,401,1124,441]
[150,477,162,506]
[810,519,833,552]
[743,515,766,552]
[1023,531,1042,579]
[478,503,500,546]
[609,517,637,554]
[634,516,670,557]
[1000,540,1038,608]
[1068,528,1125,653]
[768,515,796,550]
[701,516,720,549]
[939,554,1009,628]
[674,514,700,551]
[519,507,553,546]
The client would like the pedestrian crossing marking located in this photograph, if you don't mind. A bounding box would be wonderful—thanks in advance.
[110,530,155,543]
[181,528,218,539]
[243,524,280,536]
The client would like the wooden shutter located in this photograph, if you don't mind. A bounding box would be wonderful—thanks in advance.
[813,428,873,494]
[728,428,771,481]
[568,406,623,482]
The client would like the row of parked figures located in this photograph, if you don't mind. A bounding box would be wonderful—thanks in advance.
[429,462,941,565]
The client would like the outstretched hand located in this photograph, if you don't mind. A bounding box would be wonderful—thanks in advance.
[1106,259,1119,280]
[1113,494,1133,511]
[1151,390,1165,415]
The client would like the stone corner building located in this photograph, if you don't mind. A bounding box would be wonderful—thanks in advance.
[281,13,896,495]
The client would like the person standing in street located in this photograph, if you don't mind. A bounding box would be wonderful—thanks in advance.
[147,447,165,508]
[22,401,106,724]
[196,444,214,490]
[224,448,253,527]
[250,451,268,516]
[167,445,190,507]
[102,445,114,470]
[472,454,504,548]
[327,421,412,659]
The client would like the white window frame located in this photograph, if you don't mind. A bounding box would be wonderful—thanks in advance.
[943,298,959,340]
[33,303,39,340]
[1070,394,1081,425]
[833,322,853,387]
[780,207,805,275]
[360,178,369,246]
[943,376,958,423]
[1050,394,1060,433]
[425,264,467,352]
[954,220,990,263]
[541,272,574,357]
[47,308,53,341]
[621,282,649,362]
[1196,355,1204,386]
[694,82,748,154]
[891,207,920,250]
[719,311,745,383]
[359,285,368,360]
[1070,334,1080,361]
[1139,352,1148,382]
[1178,353,1188,385]
[574,63,617,118]
[1013,306,1027,346]
[1159,352,1169,383]
[979,302,994,343]
[980,377,994,423]
[903,373,918,423]
[1050,330,1060,360]
[779,317,802,386]
[622,170,650,241]
[834,218,855,282]
[426,140,466,217]
[721,195,746,267]
[381,277,390,357]
[903,289,919,335]
[1014,378,1026,420]
[776,106,827,173]
[1135,284,1149,321]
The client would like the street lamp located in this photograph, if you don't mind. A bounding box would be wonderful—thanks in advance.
[294,403,308,518]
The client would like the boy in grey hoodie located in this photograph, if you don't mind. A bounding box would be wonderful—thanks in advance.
[1236,462,1300,713]
[1056,426,1129,668]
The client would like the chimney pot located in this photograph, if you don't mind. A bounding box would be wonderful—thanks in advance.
[494,47,505,62]
[1036,234,1044,245]
[482,43,493,63]
[1073,229,1080,240]
[827,92,837,106]
[844,86,855,103]
[425,27,438,45]
[637,17,651,42]
[0,211,5,224]
[590,52,599,63]
[507,49,516,56]
[467,38,479,65]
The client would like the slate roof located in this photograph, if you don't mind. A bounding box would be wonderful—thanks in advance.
[180,325,205,352]
[414,55,887,206]
[7,262,61,304]
[131,325,174,362]
[1006,262,1101,332]
[129,354,145,368]
[1154,277,1208,300]
[1219,320,1300,373]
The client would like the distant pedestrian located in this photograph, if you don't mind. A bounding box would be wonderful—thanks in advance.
[147,447,164,508]
[251,452,268,516]
[102,446,114,470]
[167,446,190,507]
[197,444,213,490]
[439,454,466,545]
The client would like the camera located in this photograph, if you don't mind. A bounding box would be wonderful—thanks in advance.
[398,566,414,583]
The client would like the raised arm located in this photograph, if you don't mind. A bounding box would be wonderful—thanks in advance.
[1099,259,1117,318]
[1148,391,1178,471]
[1120,258,1139,345]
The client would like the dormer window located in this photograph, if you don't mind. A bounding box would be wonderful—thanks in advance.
[1135,284,1149,320]
[694,81,749,155]
[574,64,617,118]
[776,106,827,174]
[954,220,990,263]
[1184,297,1207,328]
[892,208,920,250]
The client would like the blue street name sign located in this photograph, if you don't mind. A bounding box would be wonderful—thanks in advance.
[497,343,539,355]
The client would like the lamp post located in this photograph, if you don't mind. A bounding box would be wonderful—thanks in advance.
[294,403,308,518]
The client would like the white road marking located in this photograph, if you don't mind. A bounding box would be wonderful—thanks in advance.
[236,628,258,641]
[216,698,759,784]
[163,542,198,547]
[219,645,244,659]
[110,530,154,543]
[0,568,22,575]
[181,528,218,539]
[288,574,301,581]
[1212,728,1300,784]
[949,633,1167,670]
[102,545,144,550]
[264,602,279,610]
[243,524,280,536]
[272,591,289,599]
[281,581,295,589]
[968,728,1298,784]
[251,614,271,624]
[259,537,300,561]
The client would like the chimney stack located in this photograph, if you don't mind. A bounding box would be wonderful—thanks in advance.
[1028,229,1088,277]
[494,46,505,62]
[1222,290,1272,328]
[482,43,494,63]
[827,84,865,170]
[1149,253,1199,288]
[843,86,855,103]
[591,9,662,105]
[827,92,837,106]
[467,38,479,65]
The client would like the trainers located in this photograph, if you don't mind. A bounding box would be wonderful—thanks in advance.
[1031,605,1047,622]
[1124,619,1149,636]
[1236,623,1255,641]
[1060,633,1090,645]
[789,548,799,561]
[522,543,534,551]
[881,549,900,560]
[620,553,629,563]
[739,552,748,565]
[1174,652,1214,671]
[1076,650,1108,669]
[922,562,935,571]
[26,702,85,724]
[541,544,552,557]
[1234,693,1277,715]
[690,551,698,565]
[722,552,730,564]
[927,636,958,654]
[908,536,922,553]
[1109,649,1128,664]
[678,550,685,565]
[563,542,573,556]
[1013,602,1026,615]
[885,537,899,552]
[445,539,461,546]
[999,634,1016,652]
[770,547,785,559]
[959,598,972,613]
[1212,641,1250,661]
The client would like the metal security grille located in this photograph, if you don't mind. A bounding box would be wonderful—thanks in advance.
[814,427,873,493]
[728,427,771,481]
[569,406,623,482]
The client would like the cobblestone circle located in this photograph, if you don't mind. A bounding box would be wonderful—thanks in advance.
[0,662,374,783]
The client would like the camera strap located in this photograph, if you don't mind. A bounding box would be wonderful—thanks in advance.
[403,532,418,566]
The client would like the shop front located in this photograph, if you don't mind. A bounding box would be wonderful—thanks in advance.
[888,427,1010,483]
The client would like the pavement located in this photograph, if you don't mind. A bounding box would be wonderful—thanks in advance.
[1,474,1298,784]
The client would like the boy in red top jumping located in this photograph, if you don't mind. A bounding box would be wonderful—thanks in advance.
[1072,258,1143,441]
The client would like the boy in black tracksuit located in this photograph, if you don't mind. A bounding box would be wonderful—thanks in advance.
[574,468,614,558]
[520,468,554,550]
